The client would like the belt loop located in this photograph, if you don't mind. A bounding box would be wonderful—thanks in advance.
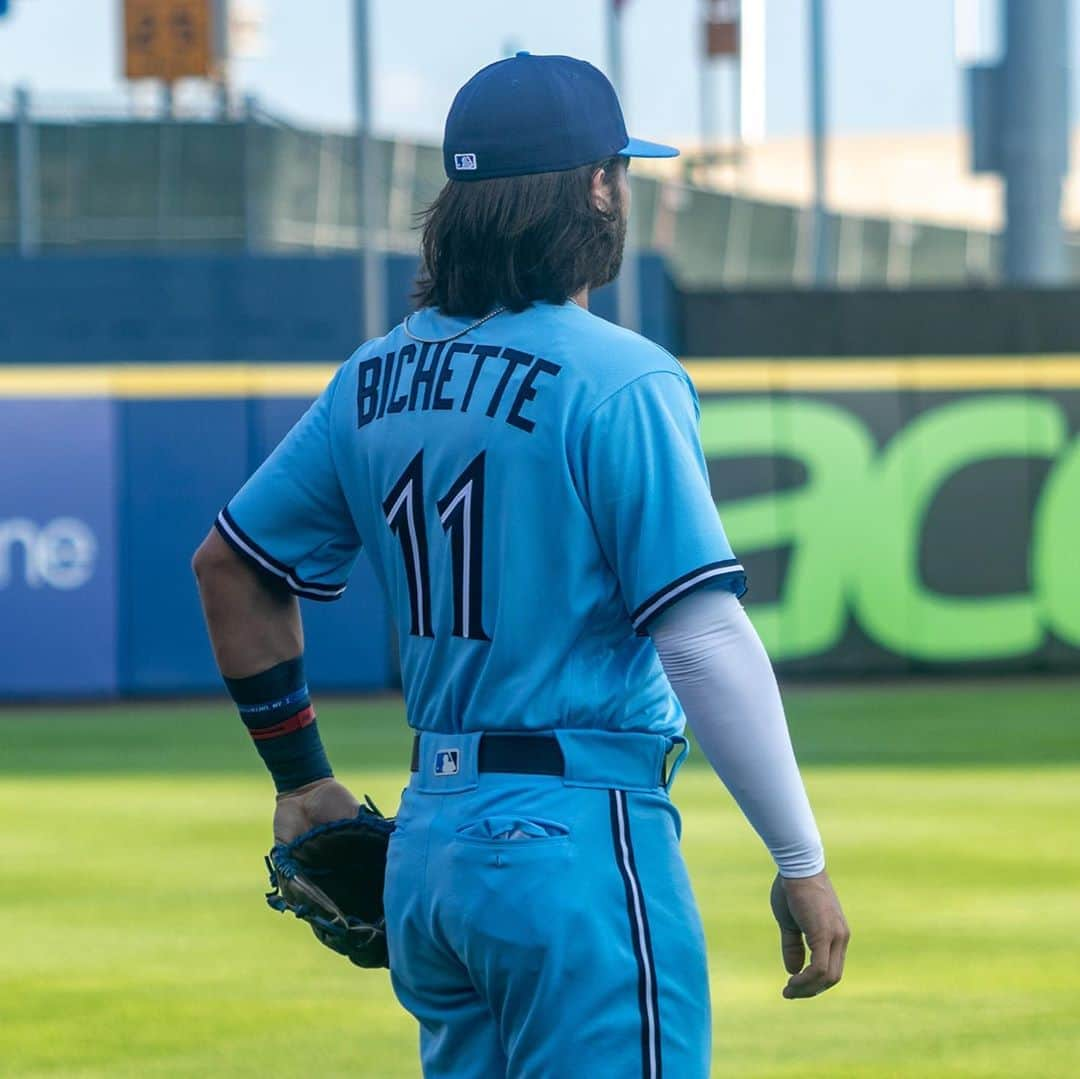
[664,735,689,792]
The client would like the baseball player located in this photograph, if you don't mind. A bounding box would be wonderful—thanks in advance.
[194,53,848,1078]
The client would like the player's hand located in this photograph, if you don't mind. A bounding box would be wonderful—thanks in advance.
[273,777,361,845]
[770,870,850,999]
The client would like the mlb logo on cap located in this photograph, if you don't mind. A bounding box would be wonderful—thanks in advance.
[453,153,478,171]
[434,749,460,776]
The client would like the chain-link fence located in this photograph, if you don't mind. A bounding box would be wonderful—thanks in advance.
[7,89,1075,287]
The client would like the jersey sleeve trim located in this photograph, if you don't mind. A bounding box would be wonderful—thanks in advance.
[631,559,747,633]
[214,507,348,603]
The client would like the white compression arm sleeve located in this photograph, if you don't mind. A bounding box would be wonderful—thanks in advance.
[649,588,825,878]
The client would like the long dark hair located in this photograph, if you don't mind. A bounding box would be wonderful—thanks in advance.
[413,157,627,316]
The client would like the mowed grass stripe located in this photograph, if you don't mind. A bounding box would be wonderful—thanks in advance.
[3,680,1079,775]
[1,684,1079,1077]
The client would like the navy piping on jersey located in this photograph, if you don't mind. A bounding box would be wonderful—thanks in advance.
[214,507,347,602]
[609,789,662,1079]
[631,559,746,633]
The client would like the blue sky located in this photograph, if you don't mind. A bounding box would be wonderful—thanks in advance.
[0,0,1066,140]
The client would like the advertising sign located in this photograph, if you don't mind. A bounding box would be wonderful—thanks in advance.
[699,384,1080,673]
[0,399,117,695]
[124,0,214,82]
[2,353,1079,693]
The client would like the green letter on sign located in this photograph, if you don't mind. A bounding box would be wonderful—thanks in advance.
[699,398,874,660]
[853,396,1065,660]
[1033,434,1080,647]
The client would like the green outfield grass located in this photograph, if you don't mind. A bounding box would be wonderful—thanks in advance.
[2,681,1079,1077]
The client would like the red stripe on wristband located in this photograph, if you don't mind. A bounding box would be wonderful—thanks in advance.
[249,705,316,741]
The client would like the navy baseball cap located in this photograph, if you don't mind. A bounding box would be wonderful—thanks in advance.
[443,52,679,181]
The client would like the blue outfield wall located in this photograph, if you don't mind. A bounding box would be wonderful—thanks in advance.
[0,252,678,364]
[0,253,677,699]
[115,397,391,695]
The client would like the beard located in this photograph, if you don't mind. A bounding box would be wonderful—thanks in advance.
[589,181,628,292]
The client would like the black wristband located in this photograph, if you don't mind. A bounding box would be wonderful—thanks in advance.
[224,657,333,793]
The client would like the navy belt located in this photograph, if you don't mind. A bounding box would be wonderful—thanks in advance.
[410,733,566,776]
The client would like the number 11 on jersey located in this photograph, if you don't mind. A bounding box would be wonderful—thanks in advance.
[382,450,490,642]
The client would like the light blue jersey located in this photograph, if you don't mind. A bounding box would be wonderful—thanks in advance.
[217,300,744,736]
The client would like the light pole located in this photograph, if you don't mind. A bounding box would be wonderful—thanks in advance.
[353,0,385,340]
[606,1,641,333]
[808,0,829,285]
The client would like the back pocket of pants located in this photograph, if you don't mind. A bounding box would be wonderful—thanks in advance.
[455,817,570,843]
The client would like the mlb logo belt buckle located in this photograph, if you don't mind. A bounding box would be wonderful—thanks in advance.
[434,748,461,776]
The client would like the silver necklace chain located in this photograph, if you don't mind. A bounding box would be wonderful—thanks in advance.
[402,306,507,345]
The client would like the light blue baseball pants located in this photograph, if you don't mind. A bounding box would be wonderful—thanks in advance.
[384,729,711,1079]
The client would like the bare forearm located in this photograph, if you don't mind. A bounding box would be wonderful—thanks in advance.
[194,528,351,807]
[192,529,303,678]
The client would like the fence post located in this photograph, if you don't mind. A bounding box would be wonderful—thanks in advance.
[157,94,179,250]
[242,94,259,252]
[14,85,41,256]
